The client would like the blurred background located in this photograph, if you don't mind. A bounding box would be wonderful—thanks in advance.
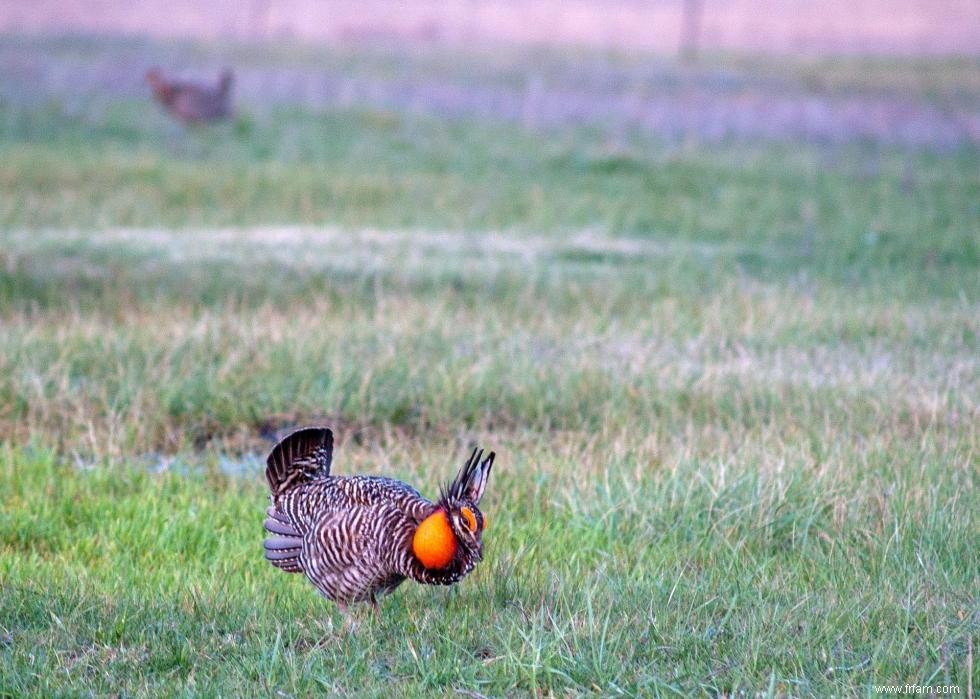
[2,0,979,151]
[0,0,978,455]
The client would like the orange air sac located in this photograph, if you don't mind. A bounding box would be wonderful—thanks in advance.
[412,510,457,569]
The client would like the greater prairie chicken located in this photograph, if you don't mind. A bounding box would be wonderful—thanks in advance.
[145,67,234,124]
[263,427,494,610]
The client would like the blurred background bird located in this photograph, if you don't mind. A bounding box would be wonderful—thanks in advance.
[145,67,234,124]
[263,427,494,624]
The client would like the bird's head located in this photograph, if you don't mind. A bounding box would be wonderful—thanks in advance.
[412,448,494,570]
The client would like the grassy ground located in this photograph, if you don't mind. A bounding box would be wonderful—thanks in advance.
[0,37,978,696]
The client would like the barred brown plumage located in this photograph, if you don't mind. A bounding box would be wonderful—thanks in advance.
[263,426,495,609]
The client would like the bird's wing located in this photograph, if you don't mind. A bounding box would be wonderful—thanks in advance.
[332,476,431,521]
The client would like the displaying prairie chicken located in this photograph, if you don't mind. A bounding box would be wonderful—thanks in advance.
[263,427,494,610]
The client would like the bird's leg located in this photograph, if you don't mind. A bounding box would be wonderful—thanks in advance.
[368,594,381,619]
[336,601,358,634]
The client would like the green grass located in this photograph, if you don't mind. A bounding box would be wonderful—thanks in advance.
[1,439,975,696]
[0,37,978,696]
[2,105,977,294]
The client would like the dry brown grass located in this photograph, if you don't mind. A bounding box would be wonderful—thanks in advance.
[2,228,975,472]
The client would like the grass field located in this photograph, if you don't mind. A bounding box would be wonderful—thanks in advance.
[0,36,978,696]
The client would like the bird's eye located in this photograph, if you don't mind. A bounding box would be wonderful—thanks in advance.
[460,506,478,533]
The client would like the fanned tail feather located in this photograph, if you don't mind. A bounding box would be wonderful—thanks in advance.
[265,426,333,496]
